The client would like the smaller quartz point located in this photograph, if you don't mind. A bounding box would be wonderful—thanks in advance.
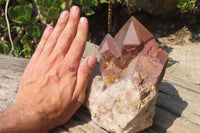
[86,16,168,133]
[100,34,122,60]
[99,34,123,84]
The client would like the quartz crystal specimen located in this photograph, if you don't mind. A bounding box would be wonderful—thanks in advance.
[86,17,168,133]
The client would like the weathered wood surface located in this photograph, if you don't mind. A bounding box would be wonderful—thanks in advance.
[0,42,200,133]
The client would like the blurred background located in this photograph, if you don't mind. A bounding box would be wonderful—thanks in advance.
[0,0,200,58]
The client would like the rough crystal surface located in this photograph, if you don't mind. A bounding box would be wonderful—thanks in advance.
[86,16,168,133]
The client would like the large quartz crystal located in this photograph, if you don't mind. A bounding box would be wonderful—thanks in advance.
[86,16,168,133]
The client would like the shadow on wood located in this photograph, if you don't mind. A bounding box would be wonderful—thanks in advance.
[141,81,188,133]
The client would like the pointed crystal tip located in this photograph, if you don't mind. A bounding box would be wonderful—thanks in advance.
[114,16,154,47]
[99,34,122,60]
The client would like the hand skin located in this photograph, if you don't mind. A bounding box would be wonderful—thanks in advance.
[0,6,97,133]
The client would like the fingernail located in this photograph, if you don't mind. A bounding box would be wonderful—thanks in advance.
[45,26,53,33]
[80,17,86,23]
[71,6,79,14]
[88,56,97,68]
[61,11,68,18]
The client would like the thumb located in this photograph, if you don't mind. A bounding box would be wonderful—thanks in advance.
[73,55,97,105]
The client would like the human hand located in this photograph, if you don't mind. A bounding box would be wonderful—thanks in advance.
[3,6,96,132]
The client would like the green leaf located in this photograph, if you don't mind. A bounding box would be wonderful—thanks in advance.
[17,0,28,5]
[16,26,22,32]
[0,17,5,26]
[37,0,65,20]
[3,27,8,32]
[180,2,187,9]
[23,44,32,58]
[54,0,62,7]
[177,0,188,9]
[188,2,195,10]
[31,15,40,23]
[20,35,29,45]
[0,43,9,54]
[61,1,66,9]
[86,8,95,16]
[47,7,59,20]
[25,25,41,38]
[90,0,98,6]
[100,0,108,4]
[13,45,21,57]
[14,16,30,24]
[24,3,33,15]
[8,3,33,24]
[73,0,84,5]
[36,0,42,6]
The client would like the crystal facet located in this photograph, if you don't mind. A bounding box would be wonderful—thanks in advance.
[86,16,168,133]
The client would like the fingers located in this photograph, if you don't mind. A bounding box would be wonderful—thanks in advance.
[73,55,97,104]
[64,17,88,65]
[58,16,88,79]
[41,11,70,58]
[53,6,80,55]
[29,26,53,64]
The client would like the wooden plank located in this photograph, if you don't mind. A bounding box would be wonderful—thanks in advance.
[0,68,22,112]
[49,128,68,133]
[152,106,200,133]
[158,78,200,125]
[0,54,28,73]
[0,42,200,133]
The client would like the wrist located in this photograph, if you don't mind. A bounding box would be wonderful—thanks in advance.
[0,104,50,133]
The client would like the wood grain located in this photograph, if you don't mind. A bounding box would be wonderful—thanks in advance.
[0,42,200,133]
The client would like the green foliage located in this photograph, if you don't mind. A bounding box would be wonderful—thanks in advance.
[20,35,30,45]
[0,42,9,54]
[73,0,137,16]
[177,0,198,13]
[20,36,32,58]
[8,1,33,24]
[1,0,199,59]
[0,0,5,5]
[22,44,32,58]
[74,0,108,16]
[36,0,65,21]
[13,45,21,57]
[25,25,41,38]
[0,0,41,58]
[1,0,66,58]
[0,17,5,27]
[99,0,109,4]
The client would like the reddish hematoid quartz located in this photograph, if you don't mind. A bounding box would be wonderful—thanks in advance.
[86,16,168,133]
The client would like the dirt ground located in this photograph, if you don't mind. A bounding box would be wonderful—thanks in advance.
[141,13,200,85]
[160,32,200,85]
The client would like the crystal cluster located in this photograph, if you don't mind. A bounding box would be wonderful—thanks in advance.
[86,16,168,133]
